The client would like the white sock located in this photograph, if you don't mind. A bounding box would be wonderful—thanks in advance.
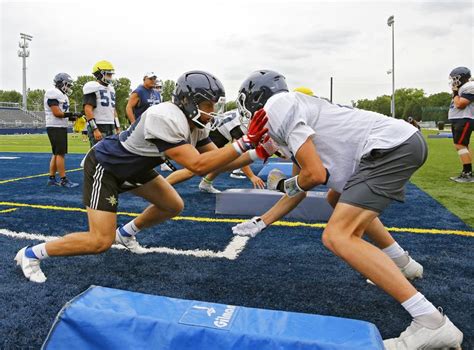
[402,292,438,318]
[32,243,49,260]
[382,242,405,259]
[122,220,140,237]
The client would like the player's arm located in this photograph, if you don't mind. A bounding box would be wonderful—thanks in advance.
[126,92,139,123]
[164,143,242,176]
[241,165,265,189]
[114,109,121,133]
[83,92,102,141]
[453,95,472,109]
[232,164,306,237]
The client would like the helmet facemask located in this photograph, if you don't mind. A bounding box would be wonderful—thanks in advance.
[449,75,463,90]
[193,95,226,131]
[95,70,115,86]
[60,81,74,96]
[237,92,252,128]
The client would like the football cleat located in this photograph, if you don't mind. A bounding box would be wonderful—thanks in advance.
[115,226,147,254]
[14,247,47,283]
[47,177,60,186]
[450,171,474,183]
[230,169,246,179]
[384,315,463,350]
[199,179,221,193]
[60,178,79,188]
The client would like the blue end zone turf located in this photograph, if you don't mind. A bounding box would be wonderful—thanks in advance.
[427,132,453,138]
[43,286,383,350]
[257,161,293,181]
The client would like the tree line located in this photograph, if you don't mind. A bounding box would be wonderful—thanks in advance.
[1,81,452,124]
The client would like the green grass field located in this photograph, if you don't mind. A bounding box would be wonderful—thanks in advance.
[0,130,472,227]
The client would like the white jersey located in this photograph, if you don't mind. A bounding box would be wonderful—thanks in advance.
[265,92,418,192]
[215,109,245,141]
[44,88,69,128]
[94,102,210,180]
[83,81,116,124]
[448,81,474,120]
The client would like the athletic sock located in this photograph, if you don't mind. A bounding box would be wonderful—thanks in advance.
[382,242,409,267]
[202,177,213,184]
[463,163,472,174]
[402,292,444,329]
[119,220,140,237]
[25,243,49,260]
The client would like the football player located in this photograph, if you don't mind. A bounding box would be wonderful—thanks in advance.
[448,66,474,183]
[14,70,275,283]
[83,60,120,147]
[233,70,463,349]
[44,73,81,188]
[165,108,266,192]
[126,72,162,124]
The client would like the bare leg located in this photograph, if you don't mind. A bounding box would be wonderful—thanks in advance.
[322,203,417,302]
[131,175,184,230]
[56,154,66,178]
[49,155,57,177]
[45,208,116,256]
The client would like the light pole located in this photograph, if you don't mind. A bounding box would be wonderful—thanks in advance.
[18,33,33,111]
[387,16,395,118]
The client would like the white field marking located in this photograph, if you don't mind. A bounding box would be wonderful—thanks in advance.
[0,228,250,260]
[0,157,20,159]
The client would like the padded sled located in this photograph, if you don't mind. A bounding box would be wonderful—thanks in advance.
[216,189,333,221]
[43,286,383,350]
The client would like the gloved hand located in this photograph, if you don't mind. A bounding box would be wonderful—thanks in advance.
[233,109,268,153]
[64,112,82,121]
[232,216,267,237]
[256,135,279,162]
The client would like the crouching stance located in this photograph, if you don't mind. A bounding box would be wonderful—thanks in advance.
[15,70,271,283]
[234,70,463,349]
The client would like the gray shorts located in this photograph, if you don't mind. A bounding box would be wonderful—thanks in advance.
[339,131,427,213]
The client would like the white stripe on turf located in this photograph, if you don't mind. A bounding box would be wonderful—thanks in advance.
[0,228,249,260]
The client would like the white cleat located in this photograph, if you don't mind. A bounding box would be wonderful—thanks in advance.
[384,315,463,350]
[198,179,221,193]
[115,228,148,254]
[14,247,47,283]
[367,253,423,285]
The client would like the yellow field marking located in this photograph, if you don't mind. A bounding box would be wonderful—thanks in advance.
[0,168,82,184]
[0,201,472,237]
[0,208,18,213]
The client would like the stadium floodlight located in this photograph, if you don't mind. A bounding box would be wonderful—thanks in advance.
[387,16,395,118]
[18,33,33,111]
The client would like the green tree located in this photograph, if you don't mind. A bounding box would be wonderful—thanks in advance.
[162,80,176,102]
[403,100,423,120]
[27,89,45,111]
[394,88,425,119]
[425,92,451,108]
[225,101,237,111]
[0,90,22,104]
[70,75,95,112]
[112,77,131,125]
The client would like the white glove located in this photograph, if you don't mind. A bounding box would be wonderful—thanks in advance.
[232,216,267,237]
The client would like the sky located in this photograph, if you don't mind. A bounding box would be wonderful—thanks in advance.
[1,0,473,105]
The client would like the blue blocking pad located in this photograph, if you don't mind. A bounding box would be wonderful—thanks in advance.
[257,161,294,181]
[43,286,384,350]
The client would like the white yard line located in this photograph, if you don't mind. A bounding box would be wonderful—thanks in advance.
[0,228,250,260]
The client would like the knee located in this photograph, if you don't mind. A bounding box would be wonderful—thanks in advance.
[322,228,336,253]
[170,197,184,217]
[89,235,114,254]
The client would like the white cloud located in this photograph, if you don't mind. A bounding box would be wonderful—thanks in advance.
[1,0,473,105]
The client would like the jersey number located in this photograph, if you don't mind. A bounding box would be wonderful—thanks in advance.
[99,90,116,108]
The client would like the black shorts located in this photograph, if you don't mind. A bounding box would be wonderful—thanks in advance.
[451,118,474,146]
[46,127,68,155]
[87,124,115,147]
[83,150,159,212]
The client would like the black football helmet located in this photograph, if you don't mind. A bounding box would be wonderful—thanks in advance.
[449,67,471,89]
[237,70,288,125]
[172,70,225,130]
[54,73,74,96]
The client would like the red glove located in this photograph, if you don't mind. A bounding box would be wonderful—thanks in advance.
[256,135,279,162]
[247,109,268,145]
[233,109,269,154]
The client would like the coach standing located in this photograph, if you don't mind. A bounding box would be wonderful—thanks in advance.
[125,72,162,124]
